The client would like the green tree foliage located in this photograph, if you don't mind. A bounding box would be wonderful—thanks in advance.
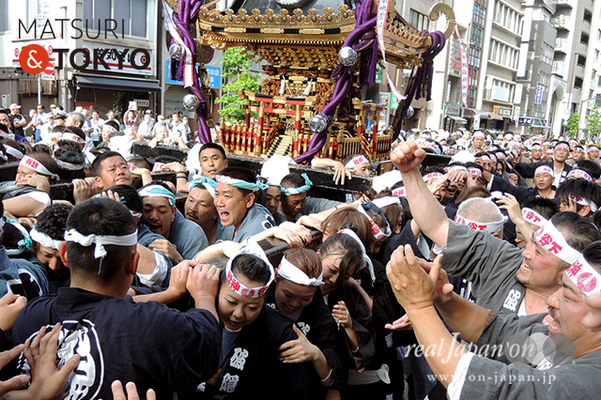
[566,113,580,138]
[587,103,601,139]
[216,47,261,123]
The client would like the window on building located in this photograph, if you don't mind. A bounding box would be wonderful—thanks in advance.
[598,29,601,40]
[596,49,600,61]
[84,0,147,37]
[584,9,593,24]
[409,9,429,32]
[574,77,584,89]
[541,42,553,65]
[577,55,587,68]
[581,32,590,46]
[471,26,483,48]
[492,80,513,103]
[0,0,8,32]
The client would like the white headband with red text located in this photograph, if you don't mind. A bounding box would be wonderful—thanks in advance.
[534,165,554,177]
[225,241,275,299]
[344,155,369,169]
[569,194,598,212]
[566,255,601,296]
[567,169,593,181]
[535,220,581,264]
[20,156,59,180]
[454,213,506,233]
[521,208,547,227]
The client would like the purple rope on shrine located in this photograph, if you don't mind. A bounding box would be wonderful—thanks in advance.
[169,0,212,143]
[393,30,446,139]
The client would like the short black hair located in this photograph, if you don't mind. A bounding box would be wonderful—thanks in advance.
[220,254,272,288]
[217,167,256,198]
[104,120,120,131]
[32,143,52,155]
[54,140,86,180]
[36,203,74,241]
[66,198,137,282]
[92,151,126,177]
[280,173,306,189]
[582,241,601,273]
[574,160,601,180]
[200,143,226,159]
[105,184,143,213]
[556,178,601,217]
[552,212,601,254]
[521,197,560,220]
[25,152,59,180]
[64,126,85,140]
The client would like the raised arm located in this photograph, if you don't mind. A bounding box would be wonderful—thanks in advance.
[390,141,450,247]
[386,245,489,387]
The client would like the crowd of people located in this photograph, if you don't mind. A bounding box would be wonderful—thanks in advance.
[0,103,192,150]
[0,115,601,399]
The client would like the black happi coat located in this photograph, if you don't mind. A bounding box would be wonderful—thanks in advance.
[265,286,345,392]
[12,287,221,399]
[191,306,321,400]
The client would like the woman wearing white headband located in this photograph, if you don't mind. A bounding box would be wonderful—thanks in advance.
[196,243,321,399]
[266,248,343,397]
[4,152,59,217]
[317,232,388,400]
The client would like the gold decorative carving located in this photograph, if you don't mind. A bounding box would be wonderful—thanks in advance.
[197,6,355,29]
[225,27,247,33]
[261,28,285,34]
[299,29,325,35]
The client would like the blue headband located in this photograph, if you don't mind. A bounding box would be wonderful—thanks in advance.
[280,173,312,196]
[190,176,217,197]
[216,175,269,192]
[138,185,176,207]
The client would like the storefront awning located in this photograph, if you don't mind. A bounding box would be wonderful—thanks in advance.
[74,75,161,92]
[487,114,504,121]
[448,116,467,124]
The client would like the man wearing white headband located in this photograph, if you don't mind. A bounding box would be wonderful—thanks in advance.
[385,240,601,399]
[570,145,585,164]
[510,198,559,249]
[556,178,601,219]
[343,154,371,176]
[454,198,506,239]
[342,154,372,203]
[11,198,222,399]
[470,131,485,151]
[214,167,275,243]
[139,182,208,264]
[391,140,600,315]
[529,142,542,162]
[586,144,600,161]
[514,141,573,187]
[486,164,555,206]
[4,152,57,217]
[30,203,73,292]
